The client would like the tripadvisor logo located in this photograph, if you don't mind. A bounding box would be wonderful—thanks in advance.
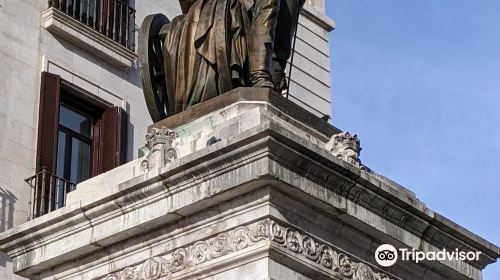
[375,244,398,267]
[375,244,481,267]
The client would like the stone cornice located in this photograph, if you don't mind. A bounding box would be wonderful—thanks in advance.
[265,124,499,269]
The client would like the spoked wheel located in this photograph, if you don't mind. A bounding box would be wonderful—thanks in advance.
[139,14,170,123]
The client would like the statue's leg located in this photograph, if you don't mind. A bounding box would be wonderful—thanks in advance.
[271,0,305,91]
[248,0,281,89]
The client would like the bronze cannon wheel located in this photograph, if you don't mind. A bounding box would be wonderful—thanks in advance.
[138,14,170,123]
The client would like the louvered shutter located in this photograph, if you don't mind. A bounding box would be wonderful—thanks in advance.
[93,106,127,174]
[91,118,102,177]
[36,72,61,173]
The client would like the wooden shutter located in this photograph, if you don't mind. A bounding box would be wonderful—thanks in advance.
[91,118,102,177]
[36,72,61,173]
[93,106,128,174]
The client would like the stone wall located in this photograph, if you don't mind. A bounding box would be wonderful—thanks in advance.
[0,1,44,278]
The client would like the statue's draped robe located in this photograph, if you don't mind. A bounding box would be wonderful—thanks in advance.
[163,0,254,115]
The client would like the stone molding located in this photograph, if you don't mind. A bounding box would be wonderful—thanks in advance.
[102,219,395,280]
[41,7,137,69]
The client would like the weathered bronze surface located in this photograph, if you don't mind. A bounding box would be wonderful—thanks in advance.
[139,0,304,122]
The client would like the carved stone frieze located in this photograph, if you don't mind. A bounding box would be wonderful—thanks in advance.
[102,221,268,280]
[141,127,178,171]
[102,220,395,280]
[270,221,395,280]
[326,132,362,168]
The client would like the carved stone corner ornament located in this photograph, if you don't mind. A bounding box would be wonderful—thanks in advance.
[326,132,363,168]
[141,127,178,171]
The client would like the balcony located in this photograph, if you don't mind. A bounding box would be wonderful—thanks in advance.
[25,167,76,220]
[43,0,137,68]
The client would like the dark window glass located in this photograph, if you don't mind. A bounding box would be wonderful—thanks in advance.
[59,104,91,137]
[70,138,91,183]
[56,131,67,178]
[55,131,68,210]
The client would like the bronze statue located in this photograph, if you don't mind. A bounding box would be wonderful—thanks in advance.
[139,0,305,122]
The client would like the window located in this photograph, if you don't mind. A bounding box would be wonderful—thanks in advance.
[29,72,128,217]
[56,104,93,184]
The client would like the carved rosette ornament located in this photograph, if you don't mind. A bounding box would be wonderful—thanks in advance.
[103,222,268,280]
[141,127,178,171]
[326,132,363,168]
[102,220,395,280]
[269,222,395,280]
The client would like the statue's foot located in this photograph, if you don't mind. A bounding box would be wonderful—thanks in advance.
[271,71,288,92]
[250,71,275,89]
[254,79,275,89]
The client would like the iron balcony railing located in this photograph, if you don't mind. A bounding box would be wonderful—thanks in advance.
[48,0,136,51]
[25,167,77,220]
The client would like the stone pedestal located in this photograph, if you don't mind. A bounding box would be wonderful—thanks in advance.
[0,88,498,280]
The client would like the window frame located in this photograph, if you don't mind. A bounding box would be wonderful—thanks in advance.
[56,102,94,184]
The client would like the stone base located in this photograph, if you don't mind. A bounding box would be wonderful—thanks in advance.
[0,88,498,280]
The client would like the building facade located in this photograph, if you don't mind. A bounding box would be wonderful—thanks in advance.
[0,0,334,279]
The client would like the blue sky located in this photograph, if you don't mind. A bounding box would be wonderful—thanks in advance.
[326,1,500,278]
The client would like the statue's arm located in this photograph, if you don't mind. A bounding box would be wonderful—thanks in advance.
[179,0,197,14]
